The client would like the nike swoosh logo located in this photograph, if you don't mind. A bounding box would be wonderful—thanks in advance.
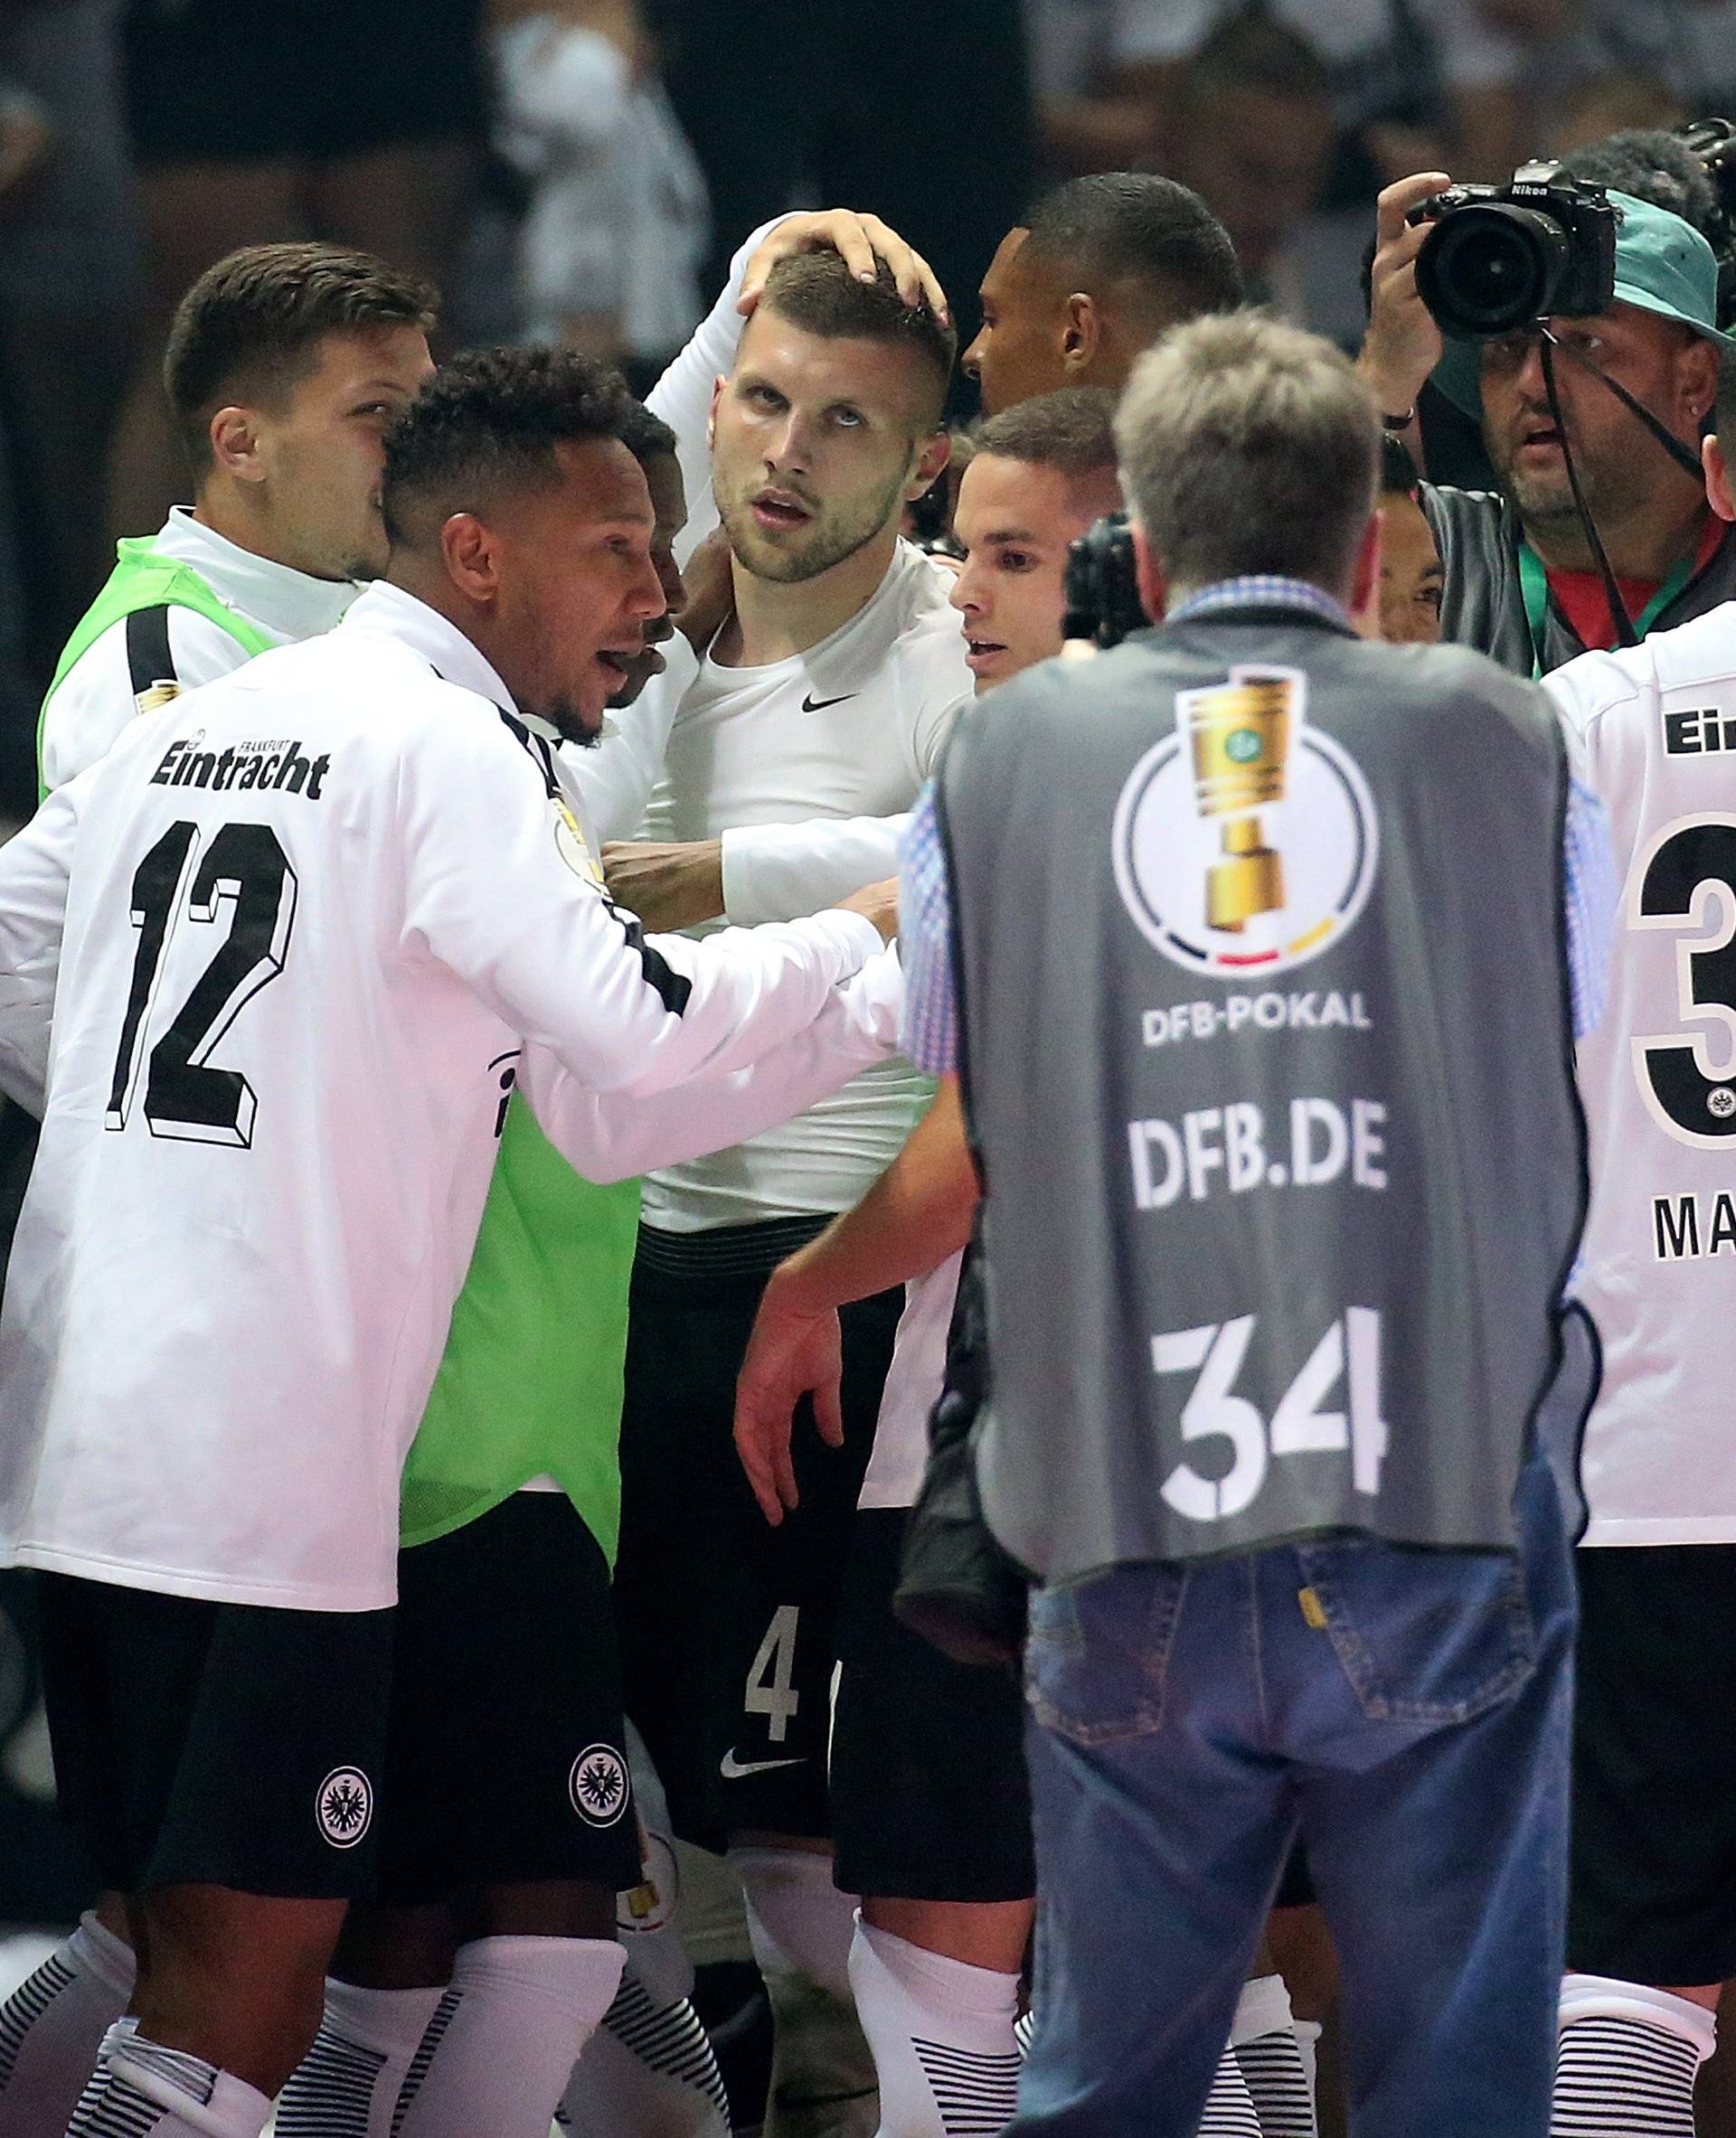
[801,692,858,712]
[720,1750,806,1780]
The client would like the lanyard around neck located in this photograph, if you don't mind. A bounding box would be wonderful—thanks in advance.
[1517,540,1696,680]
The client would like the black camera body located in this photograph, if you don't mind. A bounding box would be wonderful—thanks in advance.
[1407,162,1618,340]
[1062,513,1146,650]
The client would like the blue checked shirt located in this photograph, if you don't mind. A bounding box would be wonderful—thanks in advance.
[900,578,1618,1075]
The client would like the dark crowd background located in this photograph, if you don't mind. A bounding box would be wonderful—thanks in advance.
[0,0,1729,1938]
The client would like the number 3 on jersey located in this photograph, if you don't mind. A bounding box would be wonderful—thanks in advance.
[1631,814,1736,1146]
[107,819,298,1148]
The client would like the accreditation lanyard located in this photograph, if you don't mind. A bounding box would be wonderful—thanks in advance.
[1517,542,1694,680]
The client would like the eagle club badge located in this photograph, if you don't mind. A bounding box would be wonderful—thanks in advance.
[552,796,605,886]
[315,1766,373,1849]
[1112,665,1380,979]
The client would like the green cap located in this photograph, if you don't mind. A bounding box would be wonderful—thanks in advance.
[1432,190,1735,419]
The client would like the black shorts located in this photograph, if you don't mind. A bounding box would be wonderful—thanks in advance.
[614,1220,902,1848]
[374,1493,639,1904]
[831,1509,1033,1903]
[122,0,486,165]
[1568,1543,1736,1985]
[38,1573,393,1898]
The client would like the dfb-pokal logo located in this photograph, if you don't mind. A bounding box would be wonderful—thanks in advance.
[1113,665,1380,980]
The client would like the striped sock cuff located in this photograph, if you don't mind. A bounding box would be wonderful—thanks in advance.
[910,2037,1023,2138]
[603,1977,730,2114]
[1553,2016,1701,2136]
[1196,2049,1263,2138]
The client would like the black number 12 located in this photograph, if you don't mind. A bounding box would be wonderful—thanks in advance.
[107,819,298,1147]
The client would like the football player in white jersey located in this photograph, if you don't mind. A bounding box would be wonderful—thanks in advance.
[597,237,967,2127]
[1539,351,1736,2138]
[0,348,905,2138]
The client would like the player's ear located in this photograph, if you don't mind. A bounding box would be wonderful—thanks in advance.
[209,406,266,485]
[905,427,952,502]
[1705,433,1734,523]
[439,512,500,604]
[1061,292,1101,374]
[707,373,726,453]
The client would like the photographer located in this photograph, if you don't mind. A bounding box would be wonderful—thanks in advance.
[1363,165,1735,674]
[746,313,1616,2136]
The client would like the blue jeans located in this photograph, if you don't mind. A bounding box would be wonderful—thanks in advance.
[1016,1450,1576,2138]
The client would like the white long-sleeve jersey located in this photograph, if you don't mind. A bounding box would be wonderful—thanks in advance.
[0,583,886,1610]
[640,542,968,1229]
[1547,602,1736,1544]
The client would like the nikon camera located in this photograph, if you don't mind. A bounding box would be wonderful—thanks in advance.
[1062,512,1147,651]
[1406,162,1618,340]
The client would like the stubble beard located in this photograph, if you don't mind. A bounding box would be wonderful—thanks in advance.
[715,462,911,587]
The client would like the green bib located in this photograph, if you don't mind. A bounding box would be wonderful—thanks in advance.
[42,535,644,1560]
[401,1098,641,1558]
[40,539,276,798]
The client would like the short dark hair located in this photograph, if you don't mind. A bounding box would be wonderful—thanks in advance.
[618,398,678,467]
[381,346,643,549]
[1020,174,1243,326]
[1560,130,1721,237]
[972,387,1119,484]
[164,242,438,471]
[757,250,956,423]
[1380,435,1420,496]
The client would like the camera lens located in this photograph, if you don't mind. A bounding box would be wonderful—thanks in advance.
[1416,203,1571,339]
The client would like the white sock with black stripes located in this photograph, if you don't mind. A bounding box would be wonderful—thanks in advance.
[845,1918,1021,2138]
[64,2027,270,2138]
[1195,2049,1263,2137]
[1229,1974,1316,2137]
[0,1912,135,2134]
[556,1960,731,2137]
[389,1936,625,2138]
[1551,1973,1715,2136]
[273,1979,446,2138]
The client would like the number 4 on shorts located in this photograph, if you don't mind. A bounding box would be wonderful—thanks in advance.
[744,1604,800,1744]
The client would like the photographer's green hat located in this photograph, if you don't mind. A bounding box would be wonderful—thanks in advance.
[1432,191,1735,419]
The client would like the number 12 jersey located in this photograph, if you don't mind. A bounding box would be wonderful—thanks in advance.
[0,583,885,1611]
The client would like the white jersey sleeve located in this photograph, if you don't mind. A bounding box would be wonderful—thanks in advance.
[520,940,902,1179]
[397,707,883,1097]
[716,682,967,925]
[721,813,908,926]
[0,774,81,1111]
[646,216,781,563]
[41,608,259,793]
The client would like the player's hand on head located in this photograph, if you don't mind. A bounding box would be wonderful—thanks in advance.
[836,876,898,944]
[1360,171,1451,425]
[734,1282,846,1526]
[740,212,950,324]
